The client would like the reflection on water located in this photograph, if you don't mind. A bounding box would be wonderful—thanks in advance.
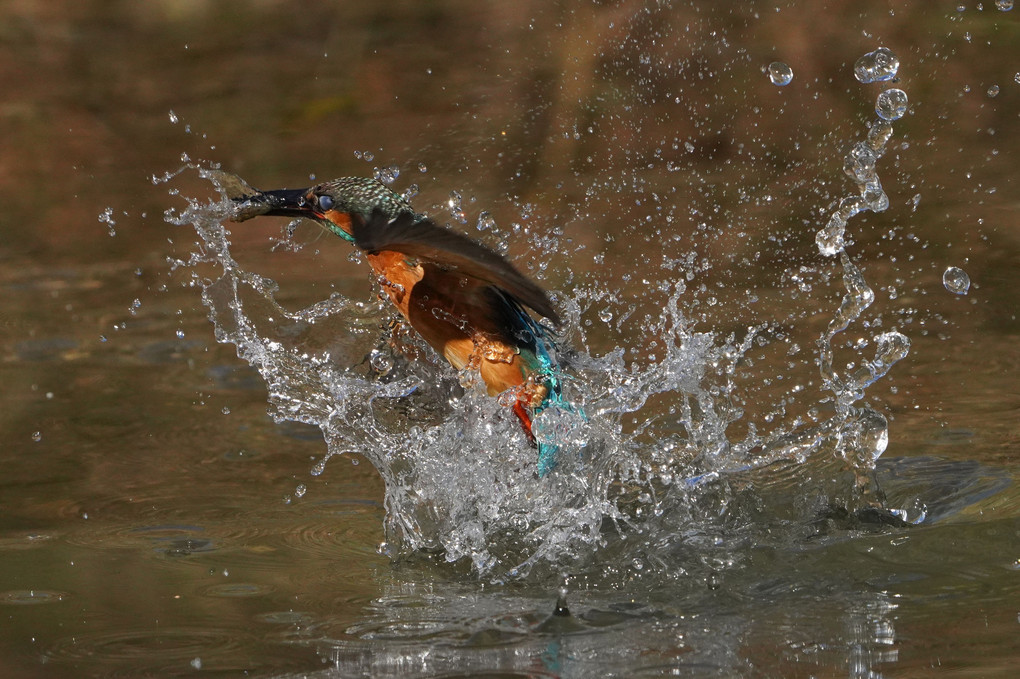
[294,588,907,678]
[0,1,1018,677]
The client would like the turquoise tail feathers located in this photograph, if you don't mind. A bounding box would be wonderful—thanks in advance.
[535,387,585,477]
[503,295,584,477]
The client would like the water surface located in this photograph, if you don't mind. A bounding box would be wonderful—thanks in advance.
[0,1,1017,676]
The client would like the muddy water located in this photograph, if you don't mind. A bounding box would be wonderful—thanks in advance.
[0,2,1017,677]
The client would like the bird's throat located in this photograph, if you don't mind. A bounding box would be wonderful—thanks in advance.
[323,209,356,242]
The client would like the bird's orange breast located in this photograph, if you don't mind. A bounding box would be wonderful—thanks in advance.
[365,251,544,402]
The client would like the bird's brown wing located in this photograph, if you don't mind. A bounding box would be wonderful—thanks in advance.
[350,210,560,325]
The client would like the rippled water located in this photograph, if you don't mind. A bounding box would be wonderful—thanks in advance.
[1,1,1018,677]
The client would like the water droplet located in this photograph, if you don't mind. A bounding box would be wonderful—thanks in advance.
[854,47,900,83]
[448,191,467,223]
[31,431,41,442]
[168,110,179,124]
[996,0,1013,10]
[861,180,889,212]
[844,142,877,182]
[175,329,185,339]
[986,84,1000,97]
[221,406,230,415]
[866,120,894,154]
[847,408,889,462]
[98,207,117,236]
[294,484,307,498]
[374,165,400,184]
[369,349,393,375]
[457,369,478,389]
[479,339,517,364]
[816,213,846,256]
[874,331,911,367]
[190,658,202,670]
[875,88,908,121]
[417,162,428,173]
[943,266,971,294]
[767,61,793,86]
[476,211,496,231]
[598,308,613,323]
[837,195,864,221]
[533,407,587,447]
[510,514,529,531]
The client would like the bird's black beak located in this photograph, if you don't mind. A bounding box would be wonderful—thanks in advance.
[231,188,316,222]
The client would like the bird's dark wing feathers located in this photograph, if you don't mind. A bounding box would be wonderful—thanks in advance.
[351,209,560,324]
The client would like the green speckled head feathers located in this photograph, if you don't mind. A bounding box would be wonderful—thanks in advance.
[314,177,418,222]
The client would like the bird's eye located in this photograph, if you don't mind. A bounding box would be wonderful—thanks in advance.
[317,194,334,211]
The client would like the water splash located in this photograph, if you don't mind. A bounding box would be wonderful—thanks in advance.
[164,49,918,579]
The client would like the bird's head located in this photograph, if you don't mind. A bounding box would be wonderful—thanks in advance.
[231,176,417,243]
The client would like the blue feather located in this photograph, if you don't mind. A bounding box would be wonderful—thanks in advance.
[498,293,583,477]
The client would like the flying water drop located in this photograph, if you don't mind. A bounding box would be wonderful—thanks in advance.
[816,213,846,257]
[844,407,889,465]
[374,165,401,184]
[843,142,877,182]
[476,211,496,231]
[853,47,899,83]
[875,88,908,121]
[98,207,117,237]
[767,62,793,86]
[943,266,971,294]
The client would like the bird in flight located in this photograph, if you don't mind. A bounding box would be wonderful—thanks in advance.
[228,175,570,475]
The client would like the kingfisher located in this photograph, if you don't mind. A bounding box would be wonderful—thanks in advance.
[228,176,567,476]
